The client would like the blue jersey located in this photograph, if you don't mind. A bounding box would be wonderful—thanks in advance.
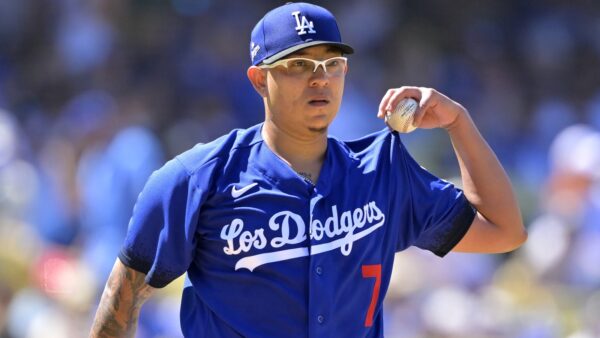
[119,123,475,338]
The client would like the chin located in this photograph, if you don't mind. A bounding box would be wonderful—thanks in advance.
[305,115,332,134]
[308,126,328,134]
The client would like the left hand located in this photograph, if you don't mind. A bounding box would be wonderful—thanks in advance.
[377,86,467,130]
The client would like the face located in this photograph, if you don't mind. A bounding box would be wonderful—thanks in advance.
[253,45,347,137]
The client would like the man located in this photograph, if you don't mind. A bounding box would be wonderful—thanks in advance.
[90,2,526,337]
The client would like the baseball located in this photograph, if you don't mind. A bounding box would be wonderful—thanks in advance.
[385,98,418,133]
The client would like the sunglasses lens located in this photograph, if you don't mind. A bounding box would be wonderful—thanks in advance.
[282,57,347,77]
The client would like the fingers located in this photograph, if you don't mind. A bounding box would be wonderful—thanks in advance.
[412,87,434,126]
[377,89,394,119]
[418,87,433,112]
[377,87,463,130]
[377,86,424,119]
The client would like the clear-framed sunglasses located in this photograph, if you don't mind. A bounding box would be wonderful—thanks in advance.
[259,56,347,77]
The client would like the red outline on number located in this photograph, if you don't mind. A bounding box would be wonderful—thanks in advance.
[361,264,381,327]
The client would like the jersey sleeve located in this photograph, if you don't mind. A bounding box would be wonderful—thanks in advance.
[118,156,215,288]
[391,133,476,256]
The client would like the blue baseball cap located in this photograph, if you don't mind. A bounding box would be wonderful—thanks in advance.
[250,2,354,66]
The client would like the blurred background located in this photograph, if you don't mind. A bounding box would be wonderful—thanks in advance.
[0,0,599,337]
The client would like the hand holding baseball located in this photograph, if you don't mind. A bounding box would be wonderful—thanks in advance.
[378,87,467,131]
[384,98,418,133]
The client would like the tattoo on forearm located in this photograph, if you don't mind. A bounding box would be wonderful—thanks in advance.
[90,262,153,338]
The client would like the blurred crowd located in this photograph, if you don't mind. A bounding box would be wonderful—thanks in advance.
[0,0,599,337]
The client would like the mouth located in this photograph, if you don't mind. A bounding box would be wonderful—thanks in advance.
[308,99,330,107]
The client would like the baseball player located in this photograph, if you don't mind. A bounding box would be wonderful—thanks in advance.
[90,2,526,337]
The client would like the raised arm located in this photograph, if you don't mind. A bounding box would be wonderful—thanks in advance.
[90,259,155,338]
[379,86,527,253]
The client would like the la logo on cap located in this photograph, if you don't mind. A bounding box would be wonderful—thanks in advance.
[291,11,316,35]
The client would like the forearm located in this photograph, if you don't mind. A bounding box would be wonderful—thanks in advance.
[90,260,154,338]
[446,109,525,236]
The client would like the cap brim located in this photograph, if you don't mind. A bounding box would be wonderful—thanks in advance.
[261,41,354,65]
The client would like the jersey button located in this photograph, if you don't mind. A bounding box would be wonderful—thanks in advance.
[317,315,325,324]
[315,266,323,275]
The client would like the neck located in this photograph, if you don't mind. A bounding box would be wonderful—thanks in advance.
[261,119,327,167]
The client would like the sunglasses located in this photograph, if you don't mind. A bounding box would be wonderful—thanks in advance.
[259,56,347,77]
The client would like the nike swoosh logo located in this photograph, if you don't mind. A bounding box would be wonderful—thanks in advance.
[231,183,258,198]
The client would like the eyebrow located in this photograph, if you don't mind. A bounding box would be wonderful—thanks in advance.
[289,46,343,57]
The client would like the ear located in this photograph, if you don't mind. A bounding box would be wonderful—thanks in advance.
[247,66,268,97]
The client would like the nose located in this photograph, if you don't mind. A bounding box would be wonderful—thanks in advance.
[309,66,329,87]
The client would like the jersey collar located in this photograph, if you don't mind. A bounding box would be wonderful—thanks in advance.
[246,123,354,197]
